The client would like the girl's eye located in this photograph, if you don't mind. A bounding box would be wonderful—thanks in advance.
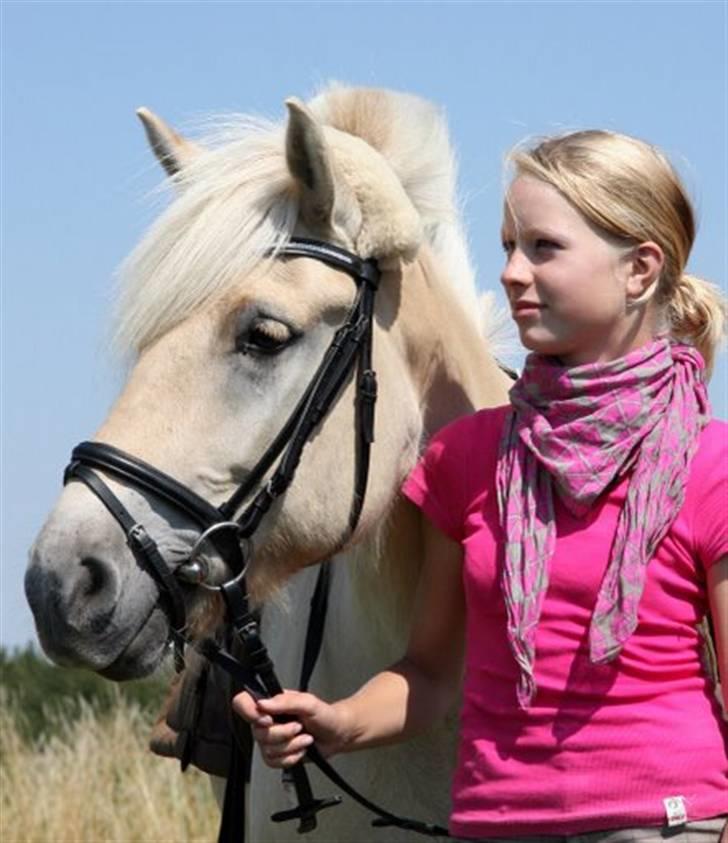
[502,240,515,255]
[236,319,294,356]
[535,238,560,250]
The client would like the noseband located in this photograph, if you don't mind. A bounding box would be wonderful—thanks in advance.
[62,237,449,839]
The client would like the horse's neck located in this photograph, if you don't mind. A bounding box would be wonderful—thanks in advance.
[336,252,510,655]
[260,543,412,697]
[393,247,511,434]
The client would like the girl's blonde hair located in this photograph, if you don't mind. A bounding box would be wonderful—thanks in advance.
[508,130,726,375]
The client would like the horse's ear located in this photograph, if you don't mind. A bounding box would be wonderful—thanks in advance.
[136,107,201,177]
[285,98,336,230]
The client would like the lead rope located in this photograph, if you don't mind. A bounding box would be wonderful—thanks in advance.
[212,561,332,843]
[206,568,450,840]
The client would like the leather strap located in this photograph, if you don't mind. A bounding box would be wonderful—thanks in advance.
[206,573,449,838]
[298,562,332,693]
[69,441,223,528]
[67,464,187,637]
[216,578,340,837]
[233,280,377,539]
[66,463,188,669]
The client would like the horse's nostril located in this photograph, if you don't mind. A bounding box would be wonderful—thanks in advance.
[79,556,115,599]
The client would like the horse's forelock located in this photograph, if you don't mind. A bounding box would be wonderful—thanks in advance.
[310,84,479,308]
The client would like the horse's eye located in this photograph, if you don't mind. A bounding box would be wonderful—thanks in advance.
[236,318,294,356]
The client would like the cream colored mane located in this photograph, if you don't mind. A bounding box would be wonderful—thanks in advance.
[114,85,480,354]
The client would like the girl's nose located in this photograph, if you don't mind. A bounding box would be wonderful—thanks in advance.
[500,249,532,290]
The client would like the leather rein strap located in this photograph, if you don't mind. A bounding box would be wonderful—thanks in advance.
[63,237,449,839]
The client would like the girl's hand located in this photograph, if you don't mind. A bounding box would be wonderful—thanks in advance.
[232,690,349,768]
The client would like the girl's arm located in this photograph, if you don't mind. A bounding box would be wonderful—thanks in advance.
[232,511,466,767]
[707,554,728,720]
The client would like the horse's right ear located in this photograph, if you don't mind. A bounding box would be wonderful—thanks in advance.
[136,107,202,177]
[284,98,336,231]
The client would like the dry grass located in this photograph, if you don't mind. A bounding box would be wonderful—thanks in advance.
[0,691,220,843]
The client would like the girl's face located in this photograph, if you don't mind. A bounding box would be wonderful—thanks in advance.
[500,176,654,367]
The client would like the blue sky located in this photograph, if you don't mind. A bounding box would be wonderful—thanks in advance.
[2,1,726,650]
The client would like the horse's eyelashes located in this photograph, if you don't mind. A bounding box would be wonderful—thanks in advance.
[235,318,296,357]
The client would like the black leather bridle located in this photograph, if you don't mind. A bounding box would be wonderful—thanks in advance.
[65,237,379,656]
[63,236,450,839]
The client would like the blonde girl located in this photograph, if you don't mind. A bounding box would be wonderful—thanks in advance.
[235,130,728,842]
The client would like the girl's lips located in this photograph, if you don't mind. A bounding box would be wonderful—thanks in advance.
[512,302,544,317]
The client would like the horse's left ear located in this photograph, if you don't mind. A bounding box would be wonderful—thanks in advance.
[136,107,202,177]
[285,98,337,230]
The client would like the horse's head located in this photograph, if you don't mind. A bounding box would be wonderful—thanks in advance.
[26,87,506,680]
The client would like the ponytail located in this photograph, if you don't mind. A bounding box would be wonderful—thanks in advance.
[665,274,727,377]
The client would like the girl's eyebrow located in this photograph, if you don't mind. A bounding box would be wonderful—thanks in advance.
[506,224,568,241]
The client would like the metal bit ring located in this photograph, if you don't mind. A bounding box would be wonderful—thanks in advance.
[176,521,252,591]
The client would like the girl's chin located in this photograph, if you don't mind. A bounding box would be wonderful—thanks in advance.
[518,330,564,357]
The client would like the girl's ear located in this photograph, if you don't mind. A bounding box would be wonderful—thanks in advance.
[625,241,665,302]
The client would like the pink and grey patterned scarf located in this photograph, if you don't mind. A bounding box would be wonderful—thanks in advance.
[496,339,709,709]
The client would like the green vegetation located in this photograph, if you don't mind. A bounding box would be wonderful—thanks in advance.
[0,646,218,842]
[0,643,170,742]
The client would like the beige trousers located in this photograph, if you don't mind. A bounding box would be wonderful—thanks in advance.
[454,816,727,843]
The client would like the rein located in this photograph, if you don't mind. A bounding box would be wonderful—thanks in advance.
[63,237,450,840]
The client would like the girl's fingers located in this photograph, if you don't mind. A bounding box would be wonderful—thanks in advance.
[233,690,319,724]
[256,691,320,719]
[263,734,314,766]
[232,690,260,722]
[233,689,331,770]
[252,720,304,746]
[267,750,307,769]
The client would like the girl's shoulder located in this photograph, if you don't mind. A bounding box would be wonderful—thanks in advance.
[691,418,728,478]
[415,405,511,495]
[431,404,511,450]
[405,406,511,541]
[685,419,728,570]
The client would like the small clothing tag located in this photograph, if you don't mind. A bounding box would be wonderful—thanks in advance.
[663,795,687,827]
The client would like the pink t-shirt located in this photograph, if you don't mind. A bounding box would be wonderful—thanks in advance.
[403,406,728,837]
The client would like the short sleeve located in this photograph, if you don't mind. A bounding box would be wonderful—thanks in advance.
[691,421,728,570]
[401,415,477,543]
